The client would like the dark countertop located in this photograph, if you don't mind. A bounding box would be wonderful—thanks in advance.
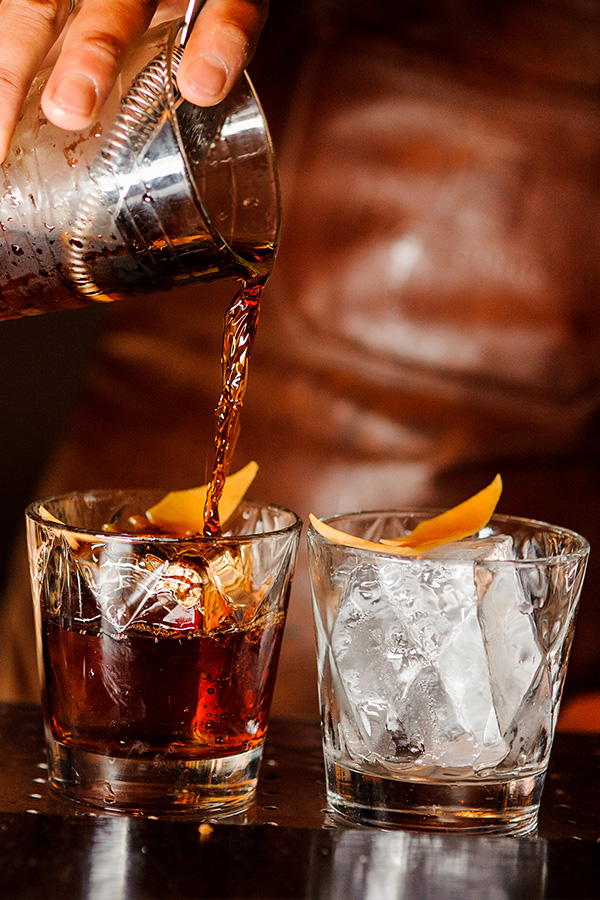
[1,703,599,899]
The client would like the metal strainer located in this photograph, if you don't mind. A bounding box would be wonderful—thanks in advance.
[66,0,278,301]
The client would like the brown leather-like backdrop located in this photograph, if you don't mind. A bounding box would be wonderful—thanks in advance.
[2,0,600,720]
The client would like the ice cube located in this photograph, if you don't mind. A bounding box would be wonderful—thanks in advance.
[93,542,237,632]
[500,661,552,769]
[330,541,518,772]
[427,533,514,561]
[383,553,506,769]
[476,559,546,741]
[330,563,409,762]
[424,533,544,726]
[421,532,547,759]
[35,535,100,626]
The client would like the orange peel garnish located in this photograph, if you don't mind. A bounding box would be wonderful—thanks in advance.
[308,514,422,556]
[309,474,503,556]
[146,461,259,536]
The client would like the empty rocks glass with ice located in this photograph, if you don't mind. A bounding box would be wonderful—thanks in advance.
[308,508,589,834]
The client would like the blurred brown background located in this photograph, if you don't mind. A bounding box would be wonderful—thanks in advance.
[1,0,599,725]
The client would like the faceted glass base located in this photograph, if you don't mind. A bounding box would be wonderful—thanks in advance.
[325,758,545,835]
[47,739,263,815]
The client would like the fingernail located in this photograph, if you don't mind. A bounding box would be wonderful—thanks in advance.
[50,72,97,117]
[185,54,228,101]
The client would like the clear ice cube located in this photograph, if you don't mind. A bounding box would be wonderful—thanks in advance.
[440,535,549,762]
[330,533,544,773]
[476,558,547,759]
[93,542,208,630]
[77,541,247,632]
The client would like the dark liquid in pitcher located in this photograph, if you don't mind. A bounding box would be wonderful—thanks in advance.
[0,236,274,321]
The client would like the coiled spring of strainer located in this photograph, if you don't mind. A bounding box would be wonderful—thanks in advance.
[66,43,185,300]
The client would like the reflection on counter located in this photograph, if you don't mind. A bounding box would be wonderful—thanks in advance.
[308,829,548,900]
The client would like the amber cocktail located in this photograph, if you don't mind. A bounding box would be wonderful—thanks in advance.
[27,490,301,815]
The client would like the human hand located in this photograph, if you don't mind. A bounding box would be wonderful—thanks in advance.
[0,0,269,161]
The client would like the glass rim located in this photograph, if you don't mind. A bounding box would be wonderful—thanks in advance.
[308,508,590,564]
[26,492,302,545]
[166,19,281,279]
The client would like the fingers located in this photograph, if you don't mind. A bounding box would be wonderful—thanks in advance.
[0,0,72,161]
[0,0,268,162]
[41,0,159,131]
[176,0,268,107]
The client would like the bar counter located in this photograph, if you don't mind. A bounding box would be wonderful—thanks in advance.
[0,703,599,899]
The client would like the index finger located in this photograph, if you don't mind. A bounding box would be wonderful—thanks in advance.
[176,0,268,107]
[0,0,73,161]
[41,0,159,131]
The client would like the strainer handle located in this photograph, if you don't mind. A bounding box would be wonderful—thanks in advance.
[178,0,208,47]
